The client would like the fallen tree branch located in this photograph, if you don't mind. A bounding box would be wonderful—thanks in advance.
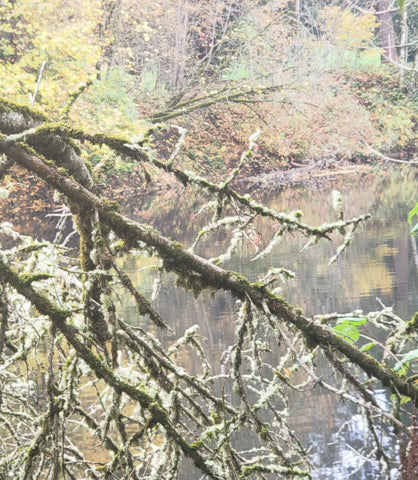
[0,136,416,405]
[363,140,418,165]
[0,257,228,480]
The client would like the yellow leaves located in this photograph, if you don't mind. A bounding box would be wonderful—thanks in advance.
[0,0,102,114]
[2,175,13,186]
[319,6,376,50]
[134,20,154,42]
[0,62,33,100]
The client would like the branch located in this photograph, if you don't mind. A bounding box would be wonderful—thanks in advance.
[0,138,415,405]
[0,257,225,480]
[363,140,418,165]
[0,100,95,190]
[29,61,46,106]
[38,123,371,243]
[147,83,287,123]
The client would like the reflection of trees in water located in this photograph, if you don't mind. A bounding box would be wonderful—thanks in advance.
[289,385,399,479]
[125,170,417,319]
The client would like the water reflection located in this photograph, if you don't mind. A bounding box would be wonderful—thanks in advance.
[118,169,417,479]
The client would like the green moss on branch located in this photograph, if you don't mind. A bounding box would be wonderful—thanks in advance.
[1,133,416,406]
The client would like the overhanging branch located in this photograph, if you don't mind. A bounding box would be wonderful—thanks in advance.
[0,137,416,405]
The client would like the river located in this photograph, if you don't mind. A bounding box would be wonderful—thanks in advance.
[115,167,417,479]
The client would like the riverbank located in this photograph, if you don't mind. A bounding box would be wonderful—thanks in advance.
[0,66,416,237]
[166,67,417,180]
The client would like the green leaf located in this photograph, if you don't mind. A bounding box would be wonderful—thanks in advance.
[407,202,418,225]
[333,324,360,343]
[336,317,367,326]
[400,395,411,405]
[391,393,411,405]
[399,348,418,364]
[394,361,409,375]
[411,222,418,235]
[394,349,418,374]
[360,342,375,352]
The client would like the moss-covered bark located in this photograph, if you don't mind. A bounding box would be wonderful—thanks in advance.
[0,100,94,190]
[0,136,416,405]
[1,101,417,478]
[0,256,225,480]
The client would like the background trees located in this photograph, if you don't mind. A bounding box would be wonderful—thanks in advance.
[0,0,415,187]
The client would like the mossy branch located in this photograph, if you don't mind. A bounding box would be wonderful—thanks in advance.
[112,261,168,329]
[60,78,94,121]
[0,256,225,480]
[30,123,370,244]
[1,139,415,405]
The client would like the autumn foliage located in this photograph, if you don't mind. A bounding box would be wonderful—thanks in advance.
[0,0,416,223]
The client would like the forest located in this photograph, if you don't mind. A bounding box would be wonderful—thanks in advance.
[0,0,417,479]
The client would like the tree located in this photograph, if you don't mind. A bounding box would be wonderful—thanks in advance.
[0,98,417,479]
[376,0,398,63]
[0,1,417,478]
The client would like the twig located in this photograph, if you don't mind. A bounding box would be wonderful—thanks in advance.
[29,61,46,106]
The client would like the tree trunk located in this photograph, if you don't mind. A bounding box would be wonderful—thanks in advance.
[398,4,408,85]
[376,0,398,63]
[174,0,189,90]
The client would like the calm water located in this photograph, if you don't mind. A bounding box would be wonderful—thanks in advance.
[117,168,417,479]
